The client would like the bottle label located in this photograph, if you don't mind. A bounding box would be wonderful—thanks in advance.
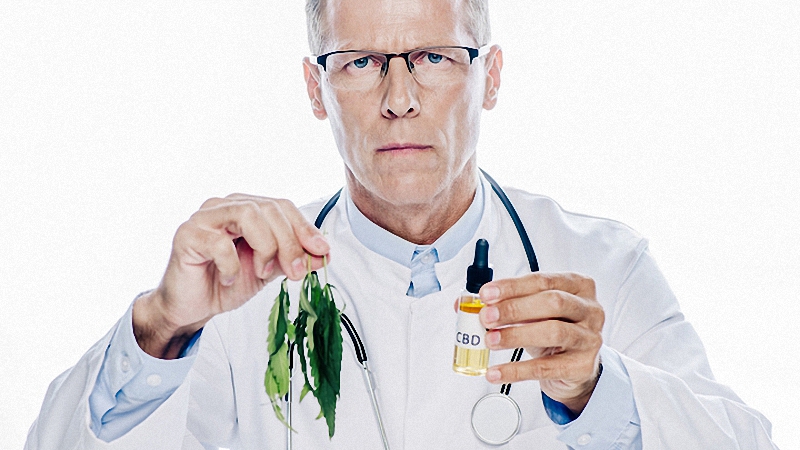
[455,311,487,349]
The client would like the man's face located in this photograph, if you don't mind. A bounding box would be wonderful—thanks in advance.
[304,0,502,208]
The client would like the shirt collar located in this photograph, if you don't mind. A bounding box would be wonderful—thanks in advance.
[345,179,485,267]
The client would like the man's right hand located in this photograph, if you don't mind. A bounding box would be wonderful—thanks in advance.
[132,194,330,359]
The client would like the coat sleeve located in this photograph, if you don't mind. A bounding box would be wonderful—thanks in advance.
[607,242,777,449]
[24,311,238,450]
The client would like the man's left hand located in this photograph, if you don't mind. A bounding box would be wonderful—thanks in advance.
[478,272,604,415]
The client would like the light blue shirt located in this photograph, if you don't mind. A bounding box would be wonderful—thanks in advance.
[90,180,641,448]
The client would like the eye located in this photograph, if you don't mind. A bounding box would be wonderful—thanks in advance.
[427,53,444,64]
[352,57,370,69]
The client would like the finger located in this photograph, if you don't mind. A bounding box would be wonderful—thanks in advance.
[258,200,332,279]
[192,201,284,278]
[479,272,595,304]
[213,236,241,285]
[480,290,592,328]
[484,320,601,352]
[244,246,325,284]
[199,196,226,210]
[174,221,241,285]
[485,351,598,384]
[258,255,326,283]
[250,200,309,280]
[278,199,330,256]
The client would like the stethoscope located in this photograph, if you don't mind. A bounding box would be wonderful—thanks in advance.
[284,170,540,449]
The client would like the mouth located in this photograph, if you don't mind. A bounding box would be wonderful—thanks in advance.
[376,143,433,152]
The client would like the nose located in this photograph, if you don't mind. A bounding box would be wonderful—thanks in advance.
[380,56,420,119]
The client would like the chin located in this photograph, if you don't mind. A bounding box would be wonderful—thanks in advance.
[375,177,443,206]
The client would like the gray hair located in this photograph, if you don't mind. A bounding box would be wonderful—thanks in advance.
[305,0,491,55]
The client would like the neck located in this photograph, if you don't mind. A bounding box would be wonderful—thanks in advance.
[347,164,479,245]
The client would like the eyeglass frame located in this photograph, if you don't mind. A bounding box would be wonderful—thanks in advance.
[315,44,491,79]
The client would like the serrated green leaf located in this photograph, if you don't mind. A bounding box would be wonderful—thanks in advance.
[305,270,342,438]
[264,366,277,395]
[300,382,312,401]
[265,342,291,424]
[293,310,315,402]
[265,280,292,428]
[271,341,290,394]
[267,280,291,356]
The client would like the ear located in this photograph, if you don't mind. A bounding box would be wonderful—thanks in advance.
[303,57,328,120]
[482,45,503,110]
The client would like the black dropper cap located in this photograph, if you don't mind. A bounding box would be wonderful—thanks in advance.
[466,239,493,294]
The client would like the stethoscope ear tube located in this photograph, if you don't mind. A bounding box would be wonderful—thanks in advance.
[358,359,391,450]
[500,347,525,395]
[479,169,539,273]
[342,313,391,449]
[285,344,294,450]
[341,313,367,364]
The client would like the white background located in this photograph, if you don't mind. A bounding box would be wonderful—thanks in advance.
[1,1,798,448]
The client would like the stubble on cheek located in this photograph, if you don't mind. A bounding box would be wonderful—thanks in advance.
[437,81,482,170]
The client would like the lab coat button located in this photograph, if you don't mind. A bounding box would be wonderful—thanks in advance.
[577,434,592,446]
[146,374,162,387]
[120,357,131,372]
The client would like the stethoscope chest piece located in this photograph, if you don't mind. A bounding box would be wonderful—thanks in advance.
[471,393,522,445]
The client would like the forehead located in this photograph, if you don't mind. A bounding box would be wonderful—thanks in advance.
[323,0,473,52]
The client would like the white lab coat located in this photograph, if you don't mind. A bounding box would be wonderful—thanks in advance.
[26,181,777,449]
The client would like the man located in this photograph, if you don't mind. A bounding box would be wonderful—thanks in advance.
[27,0,777,448]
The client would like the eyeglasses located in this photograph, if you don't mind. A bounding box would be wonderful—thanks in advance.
[315,45,490,91]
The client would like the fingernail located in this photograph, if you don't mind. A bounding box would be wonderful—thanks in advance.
[481,286,500,303]
[486,368,501,383]
[292,257,305,277]
[482,306,499,324]
[486,330,500,347]
[222,275,236,286]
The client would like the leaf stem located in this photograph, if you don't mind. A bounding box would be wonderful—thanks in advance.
[323,254,329,285]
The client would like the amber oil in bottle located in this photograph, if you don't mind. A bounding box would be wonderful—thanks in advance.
[453,239,493,376]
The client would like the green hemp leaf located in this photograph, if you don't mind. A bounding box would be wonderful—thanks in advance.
[265,261,343,439]
[302,271,343,438]
[264,279,292,427]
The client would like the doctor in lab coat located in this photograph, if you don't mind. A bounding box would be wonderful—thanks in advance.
[27,0,778,448]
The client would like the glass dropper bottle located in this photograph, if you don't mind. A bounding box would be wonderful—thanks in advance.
[453,239,493,376]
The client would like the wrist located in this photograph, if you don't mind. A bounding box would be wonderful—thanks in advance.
[545,361,603,416]
[132,291,204,359]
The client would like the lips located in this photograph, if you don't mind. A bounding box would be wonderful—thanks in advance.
[376,143,432,151]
